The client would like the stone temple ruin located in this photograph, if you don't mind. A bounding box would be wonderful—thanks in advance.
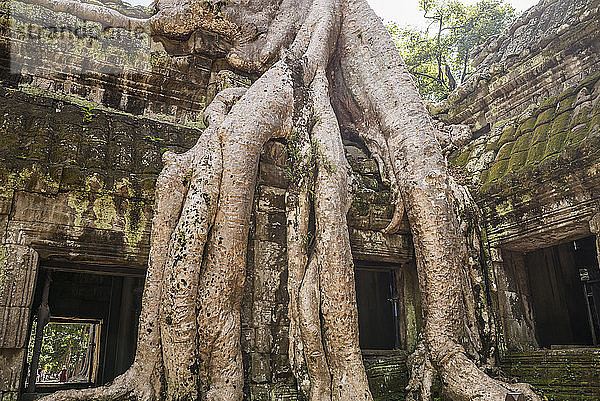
[0,0,599,399]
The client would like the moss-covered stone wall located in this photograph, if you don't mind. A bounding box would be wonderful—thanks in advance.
[0,86,205,267]
[500,349,600,400]
[432,0,600,134]
[448,72,600,194]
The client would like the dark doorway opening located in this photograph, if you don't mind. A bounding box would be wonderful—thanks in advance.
[355,267,397,350]
[526,236,600,348]
[23,266,144,396]
[354,261,421,352]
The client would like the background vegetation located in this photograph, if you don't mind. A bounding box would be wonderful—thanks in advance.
[389,0,516,100]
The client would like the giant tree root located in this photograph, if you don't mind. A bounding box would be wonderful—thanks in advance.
[26,0,547,399]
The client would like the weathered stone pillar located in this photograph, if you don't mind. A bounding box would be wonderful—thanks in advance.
[492,248,538,352]
[589,213,600,266]
[0,245,39,401]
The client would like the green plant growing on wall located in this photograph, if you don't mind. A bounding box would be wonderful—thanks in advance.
[79,105,96,132]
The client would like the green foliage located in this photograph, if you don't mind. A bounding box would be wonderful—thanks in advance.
[28,322,91,375]
[79,105,96,132]
[285,127,337,199]
[388,0,515,101]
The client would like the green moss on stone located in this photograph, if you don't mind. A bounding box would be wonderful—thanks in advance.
[535,108,555,127]
[60,167,86,190]
[550,111,572,135]
[540,95,557,110]
[498,125,516,147]
[557,93,577,115]
[531,123,550,144]
[495,142,515,161]
[485,140,500,153]
[545,132,567,157]
[92,195,118,230]
[500,349,600,400]
[587,114,600,136]
[513,132,533,153]
[580,71,600,90]
[486,159,509,182]
[526,141,547,165]
[479,169,489,183]
[507,151,527,172]
[520,117,537,133]
[450,147,473,167]
[67,191,91,228]
[557,86,577,102]
[124,199,149,251]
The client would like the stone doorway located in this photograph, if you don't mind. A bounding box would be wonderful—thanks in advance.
[22,266,144,399]
[354,261,421,352]
[525,236,600,348]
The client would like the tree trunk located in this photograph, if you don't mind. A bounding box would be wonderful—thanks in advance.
[25,0,544,399]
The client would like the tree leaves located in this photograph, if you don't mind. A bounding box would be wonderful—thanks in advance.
[388,0,515,101]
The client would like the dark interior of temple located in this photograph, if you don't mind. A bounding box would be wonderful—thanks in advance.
[526,236,600,348]
[355,266,398,350]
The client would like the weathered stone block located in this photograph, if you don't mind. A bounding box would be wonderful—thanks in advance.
[254,211,286,244]
[495,142,515,161]
[0,307,30,348]
[271,325,289,355]
[258,162,289,189]
[248,383,270,400]
[255,327,273,353]
[0,348,25,393]
[252,300,275,327]
[271,354,292,379]
[257,186,286,213]
[272,303,288,326]
[0,245,37,308]
[251,353,271,383]
[253,241,286,277]
[490,247,503,262]
[261,141,288,168]
[349,228,413,263]
[253,266,283,303]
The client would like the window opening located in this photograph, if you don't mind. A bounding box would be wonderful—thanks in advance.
[26,318,101,386]
[22,266,144,397]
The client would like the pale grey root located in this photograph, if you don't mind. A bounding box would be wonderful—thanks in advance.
[27,0,544,399]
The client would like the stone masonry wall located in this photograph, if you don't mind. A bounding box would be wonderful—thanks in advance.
[435,0,600,399]
[0,0,251,125]
[432,0,600,134]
